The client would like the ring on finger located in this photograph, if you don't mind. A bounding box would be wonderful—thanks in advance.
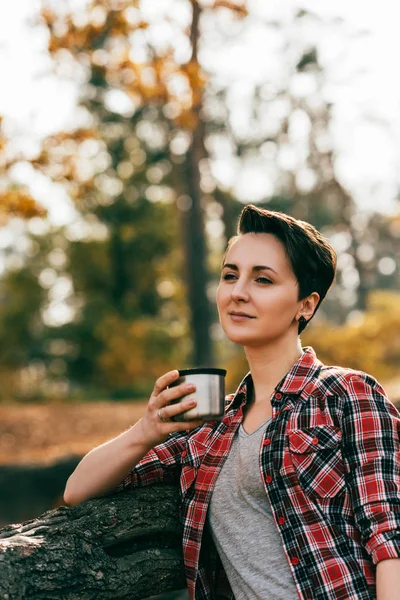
[157,407,169,422]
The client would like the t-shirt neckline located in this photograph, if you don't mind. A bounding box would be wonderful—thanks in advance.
[240,417,272,437]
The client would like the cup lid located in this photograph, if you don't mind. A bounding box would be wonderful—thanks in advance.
[178,367,226,376]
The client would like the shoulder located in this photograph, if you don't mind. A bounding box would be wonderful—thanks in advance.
[307,363,387,400]
[306,364,400,422]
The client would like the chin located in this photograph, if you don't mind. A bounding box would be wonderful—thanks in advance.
[222,328,258,346]
[222,324,279,348]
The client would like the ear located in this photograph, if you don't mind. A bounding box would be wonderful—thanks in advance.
[297,292,320,322]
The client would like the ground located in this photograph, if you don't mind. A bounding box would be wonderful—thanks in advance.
[0,400,148,465]
[1,388,399,466]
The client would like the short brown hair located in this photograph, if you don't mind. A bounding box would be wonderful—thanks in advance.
[224,204,337,333]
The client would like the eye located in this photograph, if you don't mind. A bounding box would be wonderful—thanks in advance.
[222,273,237,281]
[256,276,272,284]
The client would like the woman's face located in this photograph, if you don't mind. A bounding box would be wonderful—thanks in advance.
[216,233,302,348]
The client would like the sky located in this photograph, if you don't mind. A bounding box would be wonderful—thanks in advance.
[1,0,400,224]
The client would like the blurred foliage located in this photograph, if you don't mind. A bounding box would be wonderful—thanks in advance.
[35,0,247,367]
[0,203,187,401]
[96,315,187,392]
[1,2,400,401]
[0,188,47,224]
[303,290,400,384]
[0,117,47,224]
[0,267,46,401]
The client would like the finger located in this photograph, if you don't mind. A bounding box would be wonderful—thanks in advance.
[159,394,197,420]
[152,370,180,397]
[156,382,196,408]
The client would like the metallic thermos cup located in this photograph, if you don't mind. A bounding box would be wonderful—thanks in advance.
[170,368,227,421]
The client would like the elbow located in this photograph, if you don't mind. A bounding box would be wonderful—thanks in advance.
[63,490,74,506]
[63,488,75,507]
[63,478,81,507]
[63,478,104,506]
[63,489,82,507]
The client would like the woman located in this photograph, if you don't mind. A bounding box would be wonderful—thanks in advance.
[64,205,400,600]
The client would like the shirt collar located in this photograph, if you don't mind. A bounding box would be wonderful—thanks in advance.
[230,346,323,408]
[276,346,323,394]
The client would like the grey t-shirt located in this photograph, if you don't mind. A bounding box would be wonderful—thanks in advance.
[208,418,298,600]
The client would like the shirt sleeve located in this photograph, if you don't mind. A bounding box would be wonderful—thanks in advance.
[114,430,188,492]
[341,374,400,564]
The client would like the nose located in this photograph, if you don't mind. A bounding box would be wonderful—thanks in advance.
[231,278,249,303]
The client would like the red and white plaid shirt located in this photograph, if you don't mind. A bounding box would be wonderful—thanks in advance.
[116,347,400,599]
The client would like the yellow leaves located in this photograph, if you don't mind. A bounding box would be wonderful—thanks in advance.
[174,110,199,131]
[0,116,5,154]
[117,53,207,129]
[211,0,248,17]
[303,290,400,384]
[41,1,225,133]
[182,59,206,103]
[0,117,46,223]
[43,3,150,56]
[367,289,400,313]
[96,314,185,387]
[31,128,99,193]
[0,189,47,225]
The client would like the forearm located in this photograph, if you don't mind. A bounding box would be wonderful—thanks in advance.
[64,371,201,507]
[63,419,153,506]
[376,558,400,600]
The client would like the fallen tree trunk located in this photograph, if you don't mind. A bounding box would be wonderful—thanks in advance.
[0,484,187,600]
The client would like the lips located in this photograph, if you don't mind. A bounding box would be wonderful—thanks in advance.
[229,311,255,319]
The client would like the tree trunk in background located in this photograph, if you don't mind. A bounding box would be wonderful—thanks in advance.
[182,1,213,365]
[110,226,128,314]
[183,145,213,365]
[0,484,187,600]
[214,190,241,242]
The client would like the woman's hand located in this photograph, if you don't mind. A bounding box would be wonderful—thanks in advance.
[137,370,203,448]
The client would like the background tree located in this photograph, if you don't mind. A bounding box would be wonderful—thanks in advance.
[35,0,247,370]
[1,2,400,400]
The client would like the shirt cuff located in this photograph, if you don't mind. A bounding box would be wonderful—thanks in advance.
[369,535,400,564]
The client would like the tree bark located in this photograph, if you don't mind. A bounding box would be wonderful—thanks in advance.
[0,484,187,600]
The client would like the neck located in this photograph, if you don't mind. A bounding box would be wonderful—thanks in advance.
[244,334,303,404]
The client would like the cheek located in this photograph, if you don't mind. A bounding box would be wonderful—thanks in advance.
[216,283,228,311]
[259,287,298,315]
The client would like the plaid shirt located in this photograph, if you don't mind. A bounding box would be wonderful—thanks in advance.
[116,347,400,599]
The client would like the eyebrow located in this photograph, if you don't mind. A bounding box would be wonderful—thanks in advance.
[222,263,278,275]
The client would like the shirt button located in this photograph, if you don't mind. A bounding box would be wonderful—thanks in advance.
[263,438,271,446]
[265,475,273,484]
[278,517,285,525]
[181,450,187,458]
[312,437,319,445]
[291,557,299,566]
[275,392,283,400]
